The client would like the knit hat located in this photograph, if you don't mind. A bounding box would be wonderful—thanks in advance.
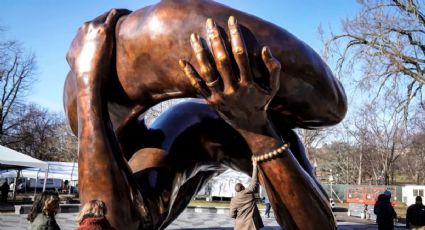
[383,190,391,197]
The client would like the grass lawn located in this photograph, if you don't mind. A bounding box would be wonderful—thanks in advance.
[189,200,230,207]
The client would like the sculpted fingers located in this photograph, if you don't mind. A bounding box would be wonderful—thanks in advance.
[68,9,131,73]
[190,33,220,92]
[91,8,131,27]
[228,16,252,85]
[104,9,131,30]
[206,18,235,94]
[261,46,281,93]
[91,11,110,25]
[179,60,210,98]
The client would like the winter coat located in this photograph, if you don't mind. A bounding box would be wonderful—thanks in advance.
[374,194,397,230]
[27,214,60,230]
[75,216,116,230]
[229,166,264,230]
[406,203,425,229]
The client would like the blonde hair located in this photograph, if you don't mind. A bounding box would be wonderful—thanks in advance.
[76,200,107,225]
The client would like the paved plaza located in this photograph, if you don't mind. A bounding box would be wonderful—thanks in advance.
[0,211,406,230]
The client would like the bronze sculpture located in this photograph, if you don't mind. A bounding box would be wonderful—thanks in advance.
[64,1,347,229]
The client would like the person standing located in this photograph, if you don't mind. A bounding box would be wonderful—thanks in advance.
[27,191,61,230]
[406,196,425,230]
[374,192,397,230]
[1,181,9,203]
[264,194,271,218]
[229,160,263,230]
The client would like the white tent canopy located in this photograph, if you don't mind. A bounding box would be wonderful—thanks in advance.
[0,145,49,193]
[0,145,48,170]
[0,161,78,181]
[197,169,251,198]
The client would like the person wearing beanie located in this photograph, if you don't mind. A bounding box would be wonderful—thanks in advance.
[384,190,391,198]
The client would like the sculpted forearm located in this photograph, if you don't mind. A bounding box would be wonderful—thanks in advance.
[232,124,335,230]
[235,122,282,156]
[68,9,147,229]
[76,71,144,229]
[259,151,336,230]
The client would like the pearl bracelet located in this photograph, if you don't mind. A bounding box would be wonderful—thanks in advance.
[252,142,290,163]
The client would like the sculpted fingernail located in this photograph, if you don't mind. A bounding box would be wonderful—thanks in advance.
[229,16,236,26]
[209,31,219,39]
[190,33,197,43]
[264,47,272,58]
[179,59,186,68]
[217,54,227,62]
[233,47,243,55]
[206,18,215,29]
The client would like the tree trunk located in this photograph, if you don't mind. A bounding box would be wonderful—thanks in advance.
[391,165,395,184]
[357,150,363,185]
[384,170,389,185]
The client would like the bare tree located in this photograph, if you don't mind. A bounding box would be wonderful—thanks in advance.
[323,0,425,117]
[51,117,78,161]
[350,99,407,185]
[4,104,77,161]
[317,141,359,184]
[6,104,56,160]
[404,132,425,183]
[0,30,36,143]
[297,129,326,151]
[317,105,425,185]
[398,109,425,184]
[144,98,185,126]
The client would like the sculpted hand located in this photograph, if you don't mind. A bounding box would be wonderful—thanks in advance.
[179,16,281,131]
[66,9,130,82]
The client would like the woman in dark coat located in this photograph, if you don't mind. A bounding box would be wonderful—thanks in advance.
[374,193,397,230]
[1,181,9,202]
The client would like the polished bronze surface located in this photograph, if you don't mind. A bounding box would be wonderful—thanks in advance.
[64,1,346,229]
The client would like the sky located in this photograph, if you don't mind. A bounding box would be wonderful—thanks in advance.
[0,0,360,113]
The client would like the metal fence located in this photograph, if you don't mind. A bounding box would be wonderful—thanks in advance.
[321,183,403,203]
